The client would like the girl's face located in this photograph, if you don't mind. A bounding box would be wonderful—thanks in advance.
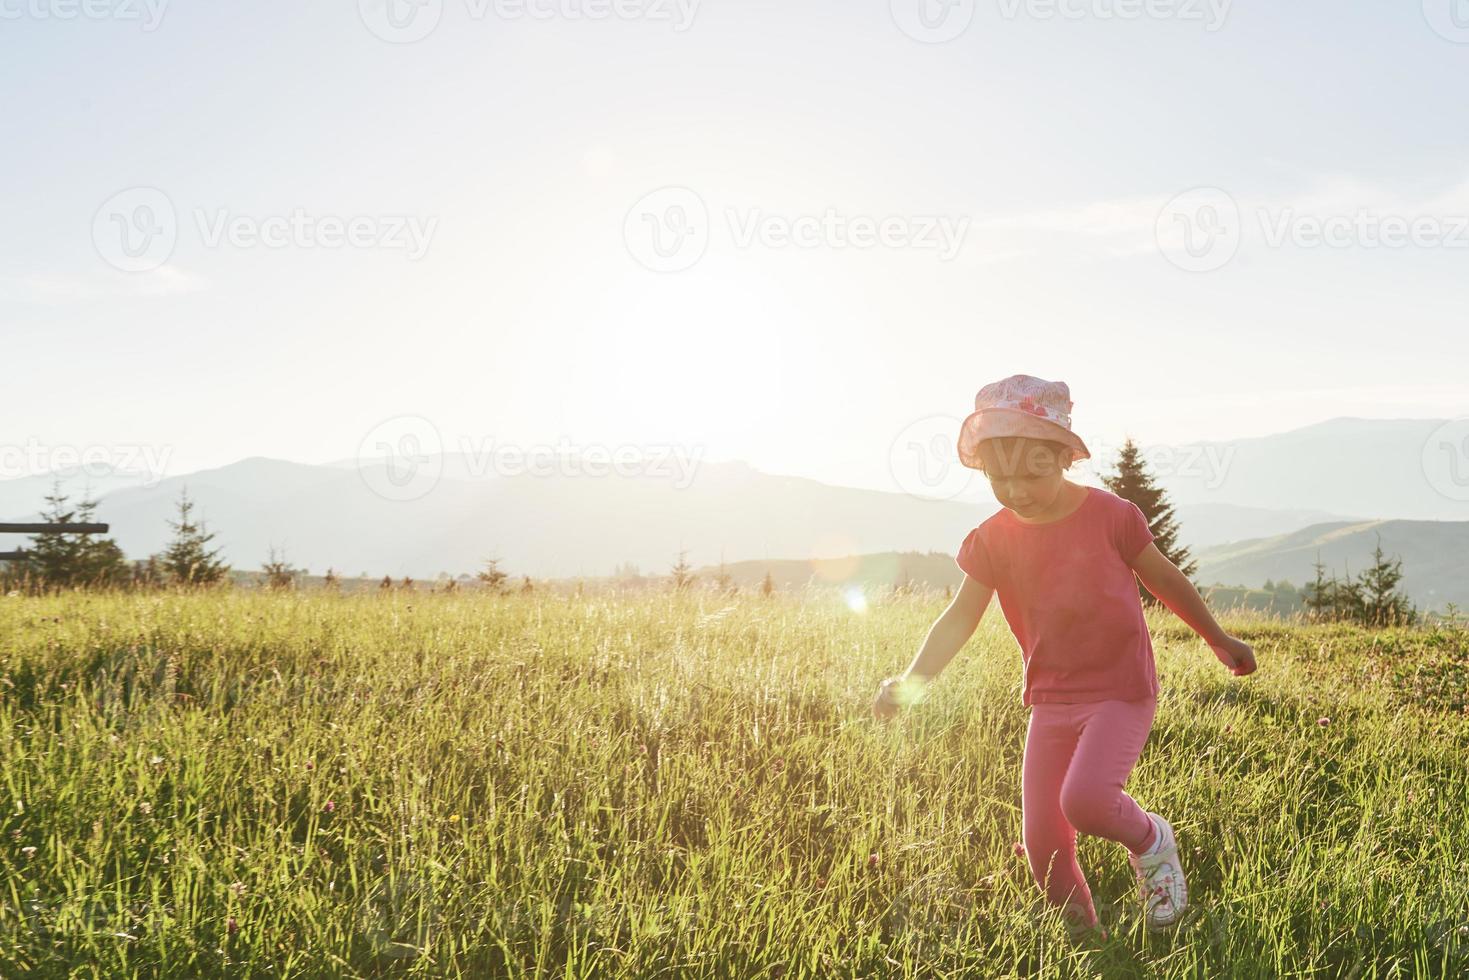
[978,438,1070,517]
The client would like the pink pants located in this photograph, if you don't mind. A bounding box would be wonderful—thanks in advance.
[1022,697,1159,926]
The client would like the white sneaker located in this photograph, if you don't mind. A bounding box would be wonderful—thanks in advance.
[1129,813,1188,930]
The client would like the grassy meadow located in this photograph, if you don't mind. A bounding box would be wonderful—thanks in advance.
[0,588,1466,978]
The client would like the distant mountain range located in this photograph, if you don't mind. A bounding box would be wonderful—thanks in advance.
[1,417,1464,610]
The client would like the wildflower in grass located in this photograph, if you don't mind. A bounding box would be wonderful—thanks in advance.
[138,802,153,816]
[448,814,460,823]
[814,876,827,889]
[324,800,336,813]
[227,917,239,937]
[229,881,246,897]
[1318,716,1331,726]
[304,760,314,771]
[1012,841,1026,858]
[20,846,36,859]
[149,755,164,767]
[867,853,879,870]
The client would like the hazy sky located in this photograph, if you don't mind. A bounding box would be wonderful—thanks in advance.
[5,0,1468,493]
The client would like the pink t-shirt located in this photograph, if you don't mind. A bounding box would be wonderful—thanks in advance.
[955,485,1159,706]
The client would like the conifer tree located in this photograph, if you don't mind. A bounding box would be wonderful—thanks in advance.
[18,482,129,589]
[1303,553,1333,620]
[670,550,694,592]
[477,558,508,594]
[159,488,228,586]
[1358,534,1417,627]
[1102,438,1196,606]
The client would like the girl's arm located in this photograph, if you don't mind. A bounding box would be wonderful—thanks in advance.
[1128,542,1257,676]
[873,574,994,719]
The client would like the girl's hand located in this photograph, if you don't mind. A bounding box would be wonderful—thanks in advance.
[1209,635,1257,676]
[872,677,902,721]
[873,675,929,720]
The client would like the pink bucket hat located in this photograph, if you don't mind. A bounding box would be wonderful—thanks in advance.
[956,374,1091,469]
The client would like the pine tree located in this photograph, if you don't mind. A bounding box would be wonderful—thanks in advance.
[760,569,775,597]
[73,495,129,588]
[379,575,394,591]
[1102,438,1196,606]
[260,546,298,590]
[670,550,694,592]
[159,488,228,586]
[20,482,84,588]
[1358,534,1417,627]
[477,558,508,594]
[714,554,735,596]
[1303,553,1332,621]
[323,567,340,591]
[1329,560,1366,624]
[16,482,129,590]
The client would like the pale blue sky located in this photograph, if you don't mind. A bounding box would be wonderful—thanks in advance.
[5,0,1468,491]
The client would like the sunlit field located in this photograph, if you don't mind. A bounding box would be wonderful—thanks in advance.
[1,590,1466,978]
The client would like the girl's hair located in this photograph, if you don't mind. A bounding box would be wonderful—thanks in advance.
[974,437,1075,474]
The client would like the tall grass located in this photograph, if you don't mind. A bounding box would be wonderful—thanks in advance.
[0,589,1465,977]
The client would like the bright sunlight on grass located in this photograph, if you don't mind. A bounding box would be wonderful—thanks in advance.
[1,590,1466,977]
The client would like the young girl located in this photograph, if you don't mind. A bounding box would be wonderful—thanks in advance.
[872,374,1257,935]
